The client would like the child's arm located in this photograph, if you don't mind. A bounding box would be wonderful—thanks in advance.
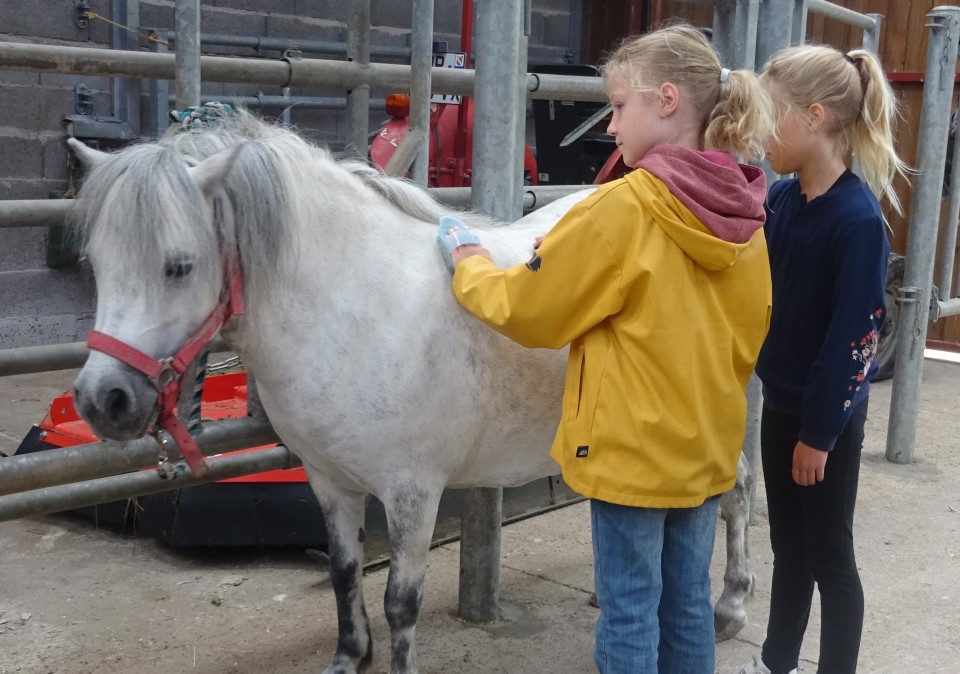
[451,204,625,349]
[800,218,889,451]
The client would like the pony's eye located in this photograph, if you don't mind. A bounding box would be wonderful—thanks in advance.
[164,255,194,279]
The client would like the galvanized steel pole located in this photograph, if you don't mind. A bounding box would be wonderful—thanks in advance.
[0,417,278,496]
[886,6,960,464]
[0,199,72,229]
[806,0,876,31]
[748,0,795,527]
[755,0,795,73]
[862,13,882,53]
[174,0,201,109]
[409,0,435,185]
[344,0,371,159]
[0,41,608,102]
[0,444,298,522]
[459,0,527,624]
[941,62,960,300]
[711,1,736,68]
[0,342,88,376]
[515,2,532,213]
[791,0,808,47]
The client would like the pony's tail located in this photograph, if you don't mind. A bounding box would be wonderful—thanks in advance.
[849,49,911,216]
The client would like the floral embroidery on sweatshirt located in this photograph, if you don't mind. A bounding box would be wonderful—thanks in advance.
[843,308,884,410]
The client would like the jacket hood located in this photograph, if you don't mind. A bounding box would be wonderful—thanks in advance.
[630,144,767,270]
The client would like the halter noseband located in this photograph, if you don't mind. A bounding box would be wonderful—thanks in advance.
[86,251,245,478]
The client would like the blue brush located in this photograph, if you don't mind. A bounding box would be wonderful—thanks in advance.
[438,215,481,272]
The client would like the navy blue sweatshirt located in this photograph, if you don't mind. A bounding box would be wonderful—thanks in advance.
[755,171,890,452]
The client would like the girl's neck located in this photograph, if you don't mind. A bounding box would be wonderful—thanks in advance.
[795,149,848,202]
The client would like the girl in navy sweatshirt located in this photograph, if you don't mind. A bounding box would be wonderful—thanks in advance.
[737,46,909,674]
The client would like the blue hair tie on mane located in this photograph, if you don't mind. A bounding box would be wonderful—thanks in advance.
[169,101,236,131]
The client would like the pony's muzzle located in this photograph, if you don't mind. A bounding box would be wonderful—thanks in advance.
[73,367,159,441]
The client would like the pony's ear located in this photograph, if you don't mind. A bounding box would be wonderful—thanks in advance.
[67,137,110,169]
[188,144,244,197]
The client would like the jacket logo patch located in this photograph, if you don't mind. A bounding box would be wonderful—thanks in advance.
[525,254,542,272]
[575,445,589,458]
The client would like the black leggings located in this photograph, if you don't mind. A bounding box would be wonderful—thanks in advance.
[759,401,867,674]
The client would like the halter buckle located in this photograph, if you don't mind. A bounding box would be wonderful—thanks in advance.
[150,359,179,391]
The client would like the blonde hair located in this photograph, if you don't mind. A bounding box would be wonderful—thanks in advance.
[761,45,910,215]
[600,24,775,161]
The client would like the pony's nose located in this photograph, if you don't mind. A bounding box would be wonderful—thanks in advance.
[103,387,133,423]
[73,373,155,441]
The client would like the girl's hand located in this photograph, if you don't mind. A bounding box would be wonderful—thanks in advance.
[451,244,492,266]
[792,441,827,486]
[533,235,545,249]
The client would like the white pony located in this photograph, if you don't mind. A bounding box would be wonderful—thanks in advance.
[68,112,753,674]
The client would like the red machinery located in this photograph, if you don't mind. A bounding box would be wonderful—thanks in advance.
[368,0,538,188]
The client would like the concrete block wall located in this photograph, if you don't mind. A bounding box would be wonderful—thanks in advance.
[0,0,578,350]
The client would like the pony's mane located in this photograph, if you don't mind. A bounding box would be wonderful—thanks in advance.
[69,111,501,304]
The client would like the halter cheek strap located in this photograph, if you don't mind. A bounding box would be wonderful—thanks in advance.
[86,252,245,478]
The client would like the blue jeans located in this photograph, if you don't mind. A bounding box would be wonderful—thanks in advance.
[591,496,720,674]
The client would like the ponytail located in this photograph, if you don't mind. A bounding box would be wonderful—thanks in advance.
[848,49,911,215]
[705,69,775,162]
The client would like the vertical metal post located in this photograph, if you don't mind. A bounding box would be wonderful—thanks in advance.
[112,0,141,134]
[471,0,525,219]
[281,87,293,126]
[345,0,371,159]
[885,6,960,464]
[514,1,531,208]
[712,1,736,68]
[862,13,882,53]
[742,0,760,71]
[146,39,170,138]
[459,0,525,625]
[174,0,201,109]
[731,0,749,71]
[940,92,960,299]
[409,0,434,185]
[755,0,795,74]
[791,0,808,48]
[743,0,796,527]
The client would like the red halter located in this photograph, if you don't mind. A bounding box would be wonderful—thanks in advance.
[86,251,245,478]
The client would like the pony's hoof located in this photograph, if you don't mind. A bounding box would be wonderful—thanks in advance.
[714,606,748,642]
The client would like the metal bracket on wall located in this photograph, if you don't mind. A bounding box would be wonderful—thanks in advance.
[64,117,138,141]
[75,0,90,29]
[74,84,94,116]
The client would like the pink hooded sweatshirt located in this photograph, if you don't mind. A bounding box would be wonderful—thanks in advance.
[636,144,767,244]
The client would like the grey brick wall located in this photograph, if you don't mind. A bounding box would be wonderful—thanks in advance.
[0,0,578,350]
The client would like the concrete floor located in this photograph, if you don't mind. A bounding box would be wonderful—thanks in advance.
[0,358,958,673]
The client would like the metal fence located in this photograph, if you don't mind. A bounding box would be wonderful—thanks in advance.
[1,0,958,620]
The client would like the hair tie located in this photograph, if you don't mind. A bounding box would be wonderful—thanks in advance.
[719,67,731,95]
[844,53,856,65]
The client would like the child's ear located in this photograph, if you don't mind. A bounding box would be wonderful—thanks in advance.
[807,103,827,131]
[660,82,681,116]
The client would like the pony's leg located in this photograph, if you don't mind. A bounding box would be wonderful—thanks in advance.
[714,452,755,641]
[381,485,444,674]
[308,475,373,674]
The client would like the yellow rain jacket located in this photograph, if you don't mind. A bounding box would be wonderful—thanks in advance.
[453,145,772,507]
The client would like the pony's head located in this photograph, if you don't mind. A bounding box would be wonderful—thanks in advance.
[69,137,241,440]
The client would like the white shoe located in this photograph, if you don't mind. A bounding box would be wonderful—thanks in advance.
[735,655,798,674]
